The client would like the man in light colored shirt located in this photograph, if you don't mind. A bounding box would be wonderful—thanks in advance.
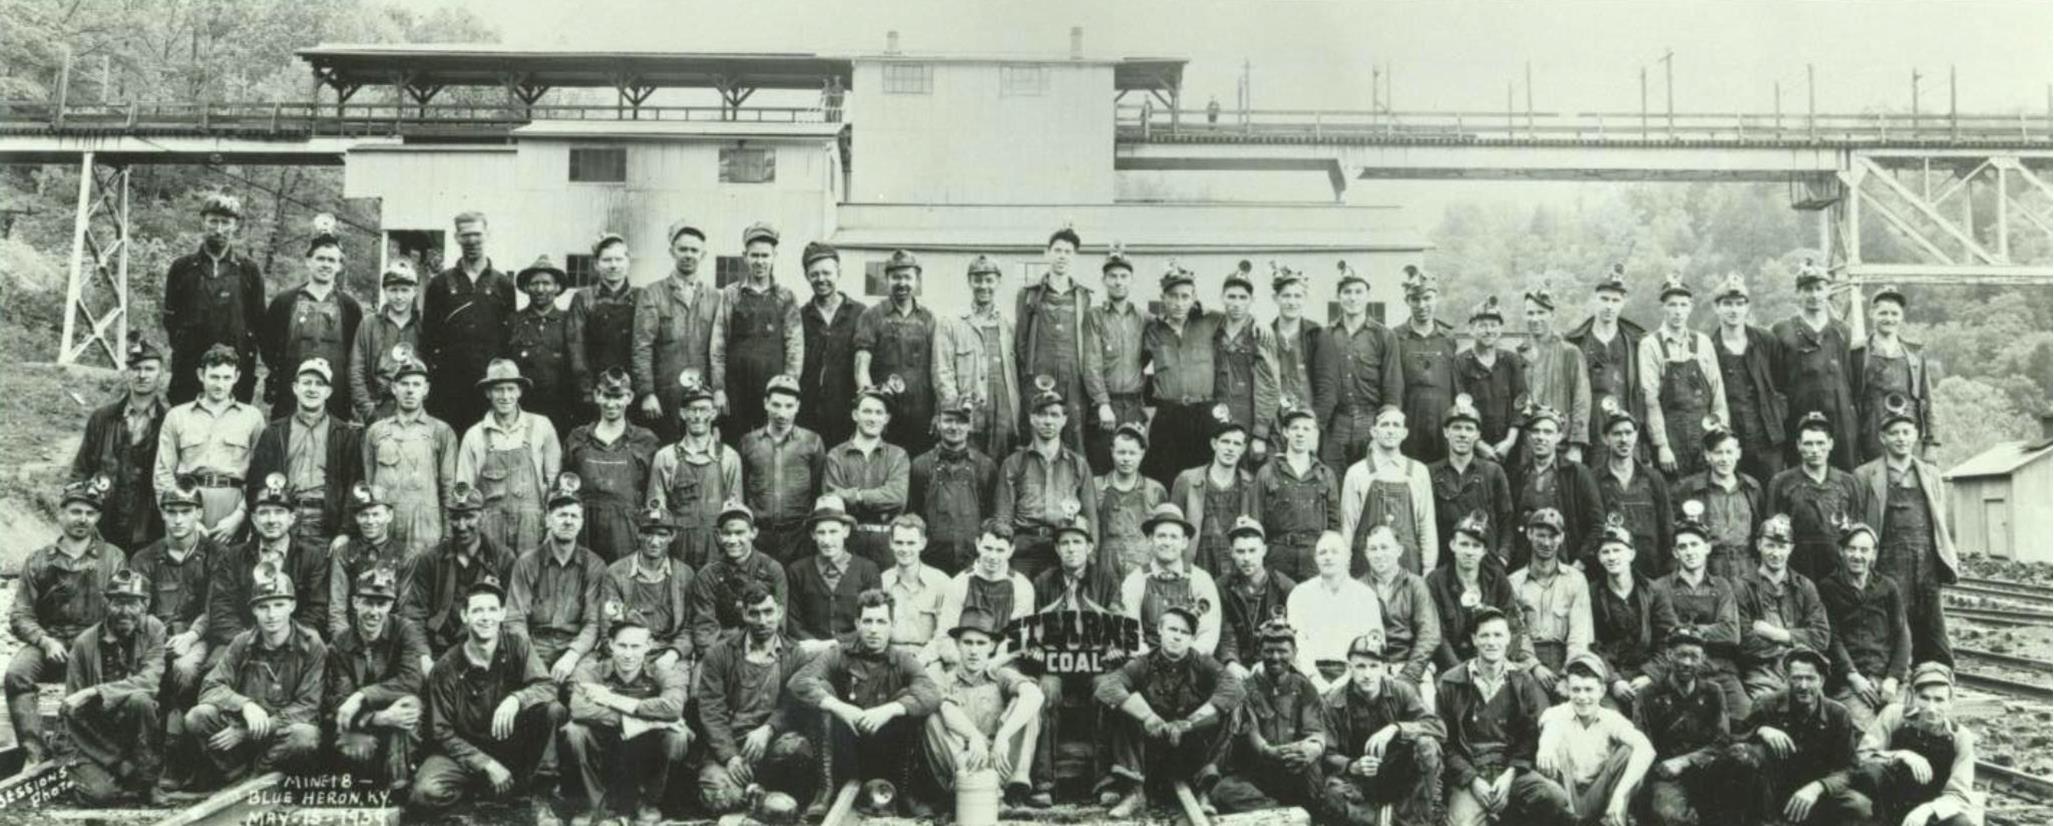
[929,519,1035,667]
[156,344,269,541]
[1534,653,1655,825]
[919,607,1045,807]
[1119,504,1222,657]
[1285,530,1383,694]
[1510,508,1593,693]
[1849,662,1981,826]
[880,515,950,660]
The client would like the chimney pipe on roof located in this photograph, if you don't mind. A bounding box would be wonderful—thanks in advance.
[1070,26,1083,60]
[886,31,900,55]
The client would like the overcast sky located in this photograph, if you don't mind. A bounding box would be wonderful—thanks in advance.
[440,0,2051,114]
[424,0,2052,214]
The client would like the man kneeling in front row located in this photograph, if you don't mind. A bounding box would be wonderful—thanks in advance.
[411,575,564,815]
[1321,633,1445,825]
[919,607,1045,809]
[325,565,428,794]
[560,614,692,826]
[62,569,166,804]
[183,563,326,786]
[1095,605,1245,818]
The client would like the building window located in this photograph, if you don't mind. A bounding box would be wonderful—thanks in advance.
[1001,64,1048,97]
[716,256,746,288]
[568,147,627,183]
[564,254,596,289]
[865,261,889,297]
[1018,262,1049,284]
[719,147,776,184]
[883,63,933,95]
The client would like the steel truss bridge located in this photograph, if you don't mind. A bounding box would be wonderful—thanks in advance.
[2,94,2048,369]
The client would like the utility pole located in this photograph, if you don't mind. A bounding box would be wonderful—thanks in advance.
[1661,49,1674,133]
[55,45,73,129]
[1774,81,1783,134]
[1525,61,1534,136]
[1640,66,1649,138]
[1372,66,1381,114]
[1949,64,1958,138]
[1911,68,1923,131]
[1808,63,1817,138]
[1383,61,1392,112]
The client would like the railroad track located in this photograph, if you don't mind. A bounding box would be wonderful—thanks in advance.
[1945,605,2053,628]
[1956,577,2054,599]
[1946,583,2054,608]
[1957,647,2054,674]
[1957,668,2054,700]
[1980,759,2054,802]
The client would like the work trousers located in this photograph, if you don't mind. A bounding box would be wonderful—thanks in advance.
[63,692,164,803]
[1728,742,1876,826]
[408,701,564,812]
[919,701,1039,792]
[4,641,71,758]
[184,703,321,779]
[559,721,692,816]
[1103,711,1233,798]
[1444,765,1576,826]
[332,694,421,790]
[1324,736,1443,825]
[696,731,817,814]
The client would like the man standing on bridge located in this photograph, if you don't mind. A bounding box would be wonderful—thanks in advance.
[422,211,516,433]
[163,193,264,405]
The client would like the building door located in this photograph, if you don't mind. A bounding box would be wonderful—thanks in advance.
[1983,497,2010,558]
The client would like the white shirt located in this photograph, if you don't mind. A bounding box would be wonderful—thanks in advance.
[1286,576,1385,676]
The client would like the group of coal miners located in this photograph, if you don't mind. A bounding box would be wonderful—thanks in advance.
[28,192,1976,825]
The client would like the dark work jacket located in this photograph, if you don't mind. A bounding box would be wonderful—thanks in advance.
[693,632,814,763]
[1513,456,1606,571]
[71,395,167,550]
[1436,661,1552,788]
[1215,569,1296,668]
[1591,574,1679,681]
[1672,471,1766,550]
[405,537,517,654]
[260,286,365,414]
[323,620,429,727]
[798,294,865,448]
[208,536,331,647]
[783,554,882,641]
[245,415,365,539]
[1708,325,1788,447]
[1565,316,1649,448]
[1425,563,1528,670]
[162,245,264,362]
[421,263,516,384]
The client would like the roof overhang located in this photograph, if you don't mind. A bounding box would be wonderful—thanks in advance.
[299,45,854,92]
[512,120,847,141]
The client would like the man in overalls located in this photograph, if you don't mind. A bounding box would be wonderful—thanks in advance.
[1215,270,1279,466]
[1340,406,1438,576]
[245,358,362,547]
[457,359,561,558]
[362,356,459,558]
[349,259,422,424]
[937,256,1020,460]
[712,222,804,445]
[1708,273,1788,485]
[9,477,128,764]
[1267,266,1325,462]
[1772,260,1859,471]
[1455,296,1528,467]
[72,338,169,550]
[1095,423,1169,580]
[649,375,743,568]
[1510,406,1606,574]
[1594,398,1675,579]
[1396,266,1458,463]
[1318,262,1404,471]
[1853,396,1958,667]
[1852,286,1940,465]
[1090,246,1150,473]
[507,255,588,441]
[1255,402,1339,582]
[1565,265,1648,466]
[565,368,661,563]
[634,221,722,445]
[855,250,939,456]
[1170,411,1261,579]
[260,230,362,420]
[569,233,640,421]
[1015,228,1105,457]
[423,211,515,432]
[798,241,865,449]
[163,192,263,405]
[1672,424,1764,583]
[1639,274,1729,483]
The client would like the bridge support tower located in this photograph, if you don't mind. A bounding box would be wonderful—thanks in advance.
[57,151,131,369]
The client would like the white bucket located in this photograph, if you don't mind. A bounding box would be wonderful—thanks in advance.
[955,767,1002,826]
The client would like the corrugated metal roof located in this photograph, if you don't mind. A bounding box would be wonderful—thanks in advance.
[1944,440,2054,480]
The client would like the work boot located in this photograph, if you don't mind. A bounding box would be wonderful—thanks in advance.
[7,693,44,765]
[1108,787,1147,819]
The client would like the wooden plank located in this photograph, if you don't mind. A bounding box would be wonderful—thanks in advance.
[1173,780,1211,826]
[150,772,283,826]
[818,779,863,826]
